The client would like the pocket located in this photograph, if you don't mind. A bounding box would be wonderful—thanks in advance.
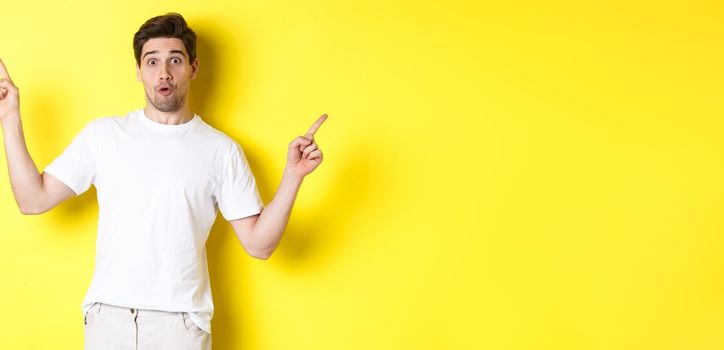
[181,313,206,333]
[84,314,97,328]
[84,302,99,327]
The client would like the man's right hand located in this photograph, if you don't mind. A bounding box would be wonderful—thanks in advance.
[0,57,77,214]
[0,58,20,125]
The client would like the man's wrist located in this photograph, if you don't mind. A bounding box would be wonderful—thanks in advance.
[282,168,304,186]
[1,112,22,131]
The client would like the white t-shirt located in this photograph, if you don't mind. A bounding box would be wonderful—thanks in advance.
[43,109,264,334]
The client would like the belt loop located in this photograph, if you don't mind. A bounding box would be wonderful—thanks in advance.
[180,312,189,328]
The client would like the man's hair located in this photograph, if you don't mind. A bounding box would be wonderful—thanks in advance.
[133,13,196,66]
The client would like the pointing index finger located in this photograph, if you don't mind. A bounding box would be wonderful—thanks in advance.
[0,58,12,83]
[305,114,328,138]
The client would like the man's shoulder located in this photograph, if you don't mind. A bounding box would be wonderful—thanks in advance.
[76,114,125,136]
[194,118,244,150]
[86,111,138,128]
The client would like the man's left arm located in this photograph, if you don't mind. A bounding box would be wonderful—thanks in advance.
[230,114,327,259]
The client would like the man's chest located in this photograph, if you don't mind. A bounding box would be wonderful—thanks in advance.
[94,135,221,196]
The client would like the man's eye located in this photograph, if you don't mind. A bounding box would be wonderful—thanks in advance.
[172,58,181,64]
[148,60,156,65]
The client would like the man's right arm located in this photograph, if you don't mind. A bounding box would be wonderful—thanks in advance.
[0,59,75,215]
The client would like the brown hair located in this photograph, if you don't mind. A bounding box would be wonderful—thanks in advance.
[133,13,196,66]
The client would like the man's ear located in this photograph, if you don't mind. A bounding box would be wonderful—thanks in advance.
[190,58,199,80]
[136,64,141,82]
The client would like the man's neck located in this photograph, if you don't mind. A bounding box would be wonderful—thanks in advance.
[143,104,194,125]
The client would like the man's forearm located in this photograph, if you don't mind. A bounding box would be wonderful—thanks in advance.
[2,113,44,213]
[249,170,304,258]
[244,113,327,258]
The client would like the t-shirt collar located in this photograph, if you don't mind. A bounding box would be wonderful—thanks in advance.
[136,108,200,134]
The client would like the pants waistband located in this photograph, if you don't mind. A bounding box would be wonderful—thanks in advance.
[88,302,185,319]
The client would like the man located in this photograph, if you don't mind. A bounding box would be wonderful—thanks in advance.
[0,13,325,350]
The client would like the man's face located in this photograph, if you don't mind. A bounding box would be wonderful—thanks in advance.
[136,37,198,113]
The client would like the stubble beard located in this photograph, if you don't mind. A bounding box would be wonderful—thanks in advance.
[147,88,186,113]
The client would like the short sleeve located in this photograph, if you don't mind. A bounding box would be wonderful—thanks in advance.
[43,122,97,196]
[216,143,265,221]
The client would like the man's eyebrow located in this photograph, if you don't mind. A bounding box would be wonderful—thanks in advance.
[169,50,187,58]
[141,50,187,59]
[142,50,159,59]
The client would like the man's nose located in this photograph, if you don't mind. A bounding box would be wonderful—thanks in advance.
[159,64,172,80]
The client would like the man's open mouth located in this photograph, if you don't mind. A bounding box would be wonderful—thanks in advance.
[158,86,173,96]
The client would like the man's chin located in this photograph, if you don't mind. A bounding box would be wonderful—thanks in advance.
[146,91,184,113]
[151,98,182,113]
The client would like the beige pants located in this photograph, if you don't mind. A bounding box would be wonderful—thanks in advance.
[83,302,211,350]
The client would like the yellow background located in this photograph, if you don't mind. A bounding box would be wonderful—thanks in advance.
[1,0,723,349]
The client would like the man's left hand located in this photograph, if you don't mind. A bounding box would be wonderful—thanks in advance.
[286,114,327,179]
